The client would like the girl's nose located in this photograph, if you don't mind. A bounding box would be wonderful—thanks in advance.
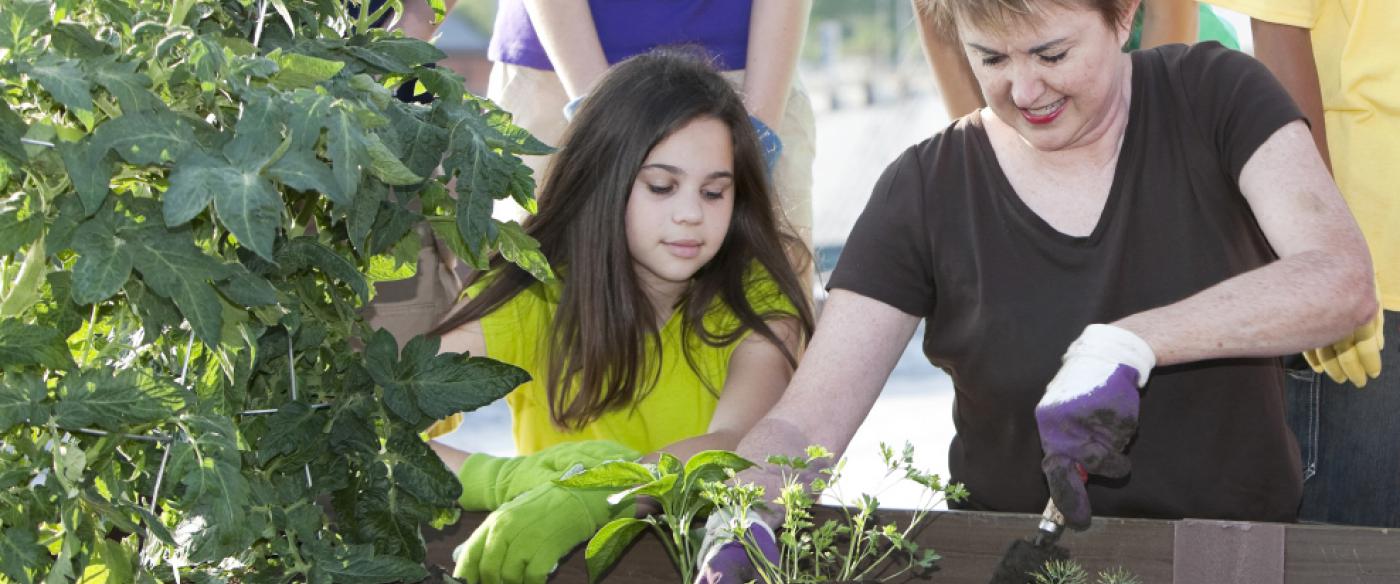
[672,192,704,224]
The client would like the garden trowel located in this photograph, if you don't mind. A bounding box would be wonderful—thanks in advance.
[988,498,1072,583]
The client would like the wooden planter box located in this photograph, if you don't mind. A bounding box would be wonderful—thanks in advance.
[424,506,1400,583]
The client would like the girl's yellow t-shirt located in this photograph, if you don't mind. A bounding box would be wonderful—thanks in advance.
[431,266,797,455]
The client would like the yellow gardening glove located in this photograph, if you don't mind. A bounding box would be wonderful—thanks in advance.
[1303,308,1384,388]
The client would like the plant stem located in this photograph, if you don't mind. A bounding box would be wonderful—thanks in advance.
[80,304,99,367]
[252,0,268,48]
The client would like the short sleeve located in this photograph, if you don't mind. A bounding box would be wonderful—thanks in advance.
[826,146,935,317]
[1176,42,1306,181]
[1202,0,1317,29]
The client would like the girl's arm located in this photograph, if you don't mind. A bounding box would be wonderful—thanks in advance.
[522,0,610,99]
[1113,120,1374,364]
[645,316,805,462]
[911,0,986,119]
[1140,0,1197,49]
[742,0,812,130]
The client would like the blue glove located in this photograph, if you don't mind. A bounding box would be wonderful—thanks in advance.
[693,510,780,584]
[748,115,783,174]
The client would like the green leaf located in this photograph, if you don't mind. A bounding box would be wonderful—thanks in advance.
[50,22,107,58]
[286,89,333,151]
[486,108,554,157]
[363,131,422,185]
[268,149,346,206]
[210,161,281,262]
[427,215,484,269]
[344,45,412,75]
[53,369,185,431]
[129,227,233,346]
[70,219,133,304]
[177,460,253,559]
[629,473,678,501]
[386,102,446,181]
[426,0,446,22]
[217,265,278,307]
[57,139,112,215]
[384,430,460,506]
[414,66,464,103]
[0,102,27,164]
[0,320,75,371]
[454,181,495,263]
[683,450,756,493]
[366,253,415,283]
[0,235,44,317]
[326,109,363,201]
[309,543,428,584]
[585,518,648,583]
[223,93,285,169]
[277,237,369,302]
[496,220,553,282]
[25,54,93,113]
[85,56,159,113]
[257,401,321,465]
[0,372,48,432]
[0,194,44,255]
[270,50,345,89]
[0,526,43,584]
[371,39,445,68]
[0,0,52,50]
[364,330,527,427]
[347,178,385,256]
[91,110,196,166]
[557,461,656,490]
[161,149,224,226]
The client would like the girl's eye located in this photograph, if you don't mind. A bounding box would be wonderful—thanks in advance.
[981,55,1006,66]
[1040,51,1068,63]
[648,184,675,195]
[702,190,725,200]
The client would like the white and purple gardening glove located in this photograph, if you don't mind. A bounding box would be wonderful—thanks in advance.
[692,510,779,584]
[1034,324,1156,531]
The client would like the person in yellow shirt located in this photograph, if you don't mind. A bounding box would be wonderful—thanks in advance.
[426,50,815,583]
[1204,0,1395,527]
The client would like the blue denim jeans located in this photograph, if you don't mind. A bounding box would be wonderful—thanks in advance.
[1284,310,1400,527]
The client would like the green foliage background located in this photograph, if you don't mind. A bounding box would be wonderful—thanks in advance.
[0,0,550,581]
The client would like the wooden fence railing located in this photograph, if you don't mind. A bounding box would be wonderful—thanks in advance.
[424,507,1400,583]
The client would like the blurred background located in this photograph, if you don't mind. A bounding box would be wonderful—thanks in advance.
[433,1,1254,508]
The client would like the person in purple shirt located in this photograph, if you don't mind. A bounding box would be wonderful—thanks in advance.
[486,1,817,260]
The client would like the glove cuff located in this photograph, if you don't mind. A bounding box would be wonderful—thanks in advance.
[456,453,510,510]
[1067,324,1157,388]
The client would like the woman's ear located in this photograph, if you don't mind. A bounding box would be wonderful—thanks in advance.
[1117,0,1142,44]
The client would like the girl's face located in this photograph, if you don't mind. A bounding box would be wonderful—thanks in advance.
[959,2,1133,151]
[625,116,735,298]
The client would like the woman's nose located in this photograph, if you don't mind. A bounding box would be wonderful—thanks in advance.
[1009,63,1046,109]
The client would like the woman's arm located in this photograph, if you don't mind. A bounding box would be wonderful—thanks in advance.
[521,0,610,98]
[911,0,985,119]
[1249,19,1331,171]
[742,0,812,130]
[1140,0,1197,48]
[729,290,920,520]
[645,317,805,461]
[1113,121,1374,365]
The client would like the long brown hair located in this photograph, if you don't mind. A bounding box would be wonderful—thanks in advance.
[432,49,815,429]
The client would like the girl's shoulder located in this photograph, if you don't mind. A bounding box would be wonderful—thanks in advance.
[699,261,799,334]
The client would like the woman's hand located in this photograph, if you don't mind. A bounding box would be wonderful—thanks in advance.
[1035,324,1156,530]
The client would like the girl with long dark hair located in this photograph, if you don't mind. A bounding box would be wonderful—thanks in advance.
[429,50,815,584]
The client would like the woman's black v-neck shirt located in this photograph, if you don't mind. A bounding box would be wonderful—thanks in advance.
[829,42,1306,522]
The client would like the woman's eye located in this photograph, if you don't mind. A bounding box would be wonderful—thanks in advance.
[1040,51,1068,63]
[981,55,1006,66]
[648,184,675,194]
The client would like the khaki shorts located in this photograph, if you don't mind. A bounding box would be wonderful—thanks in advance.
[486,62,817,250]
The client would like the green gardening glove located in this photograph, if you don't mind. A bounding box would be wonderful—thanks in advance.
[457,440,640,510]
[454,481,632,584]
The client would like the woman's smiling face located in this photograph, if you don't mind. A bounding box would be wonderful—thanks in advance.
[958,1,1134,151]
